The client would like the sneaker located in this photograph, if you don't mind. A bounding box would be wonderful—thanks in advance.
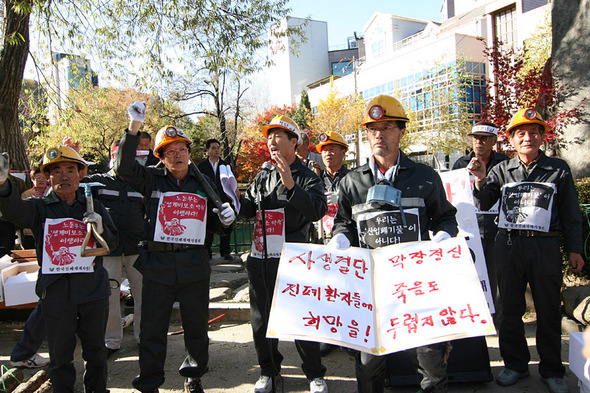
[542,377,569,393]
[122,313,135,329]
[254,375,272,393]
[309,377,328,393]
[184,378,204,393]
[496,368,529,386]
[10,353,49,368]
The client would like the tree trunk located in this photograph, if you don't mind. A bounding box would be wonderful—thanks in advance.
[0,0,31,170]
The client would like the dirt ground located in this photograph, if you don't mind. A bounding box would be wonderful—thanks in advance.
[0,310,584,393]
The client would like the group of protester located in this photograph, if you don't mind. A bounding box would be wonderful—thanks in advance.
[0,94,584,393]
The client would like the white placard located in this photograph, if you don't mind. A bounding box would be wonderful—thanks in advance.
[42,218,95,274]
[439,169,494,313]
[498,181,556,232]
[250,208,285,259]
[153,192,207,245]
[267,238,495,355]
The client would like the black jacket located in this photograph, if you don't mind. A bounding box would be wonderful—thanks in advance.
[452,150,509,239]
[0,178,117,303]
[83,170,146,256]
[333,152,458,246]
[240,157,328,246]
[197,157,233,234]
[115,130,220,284]
[473,152,583,253]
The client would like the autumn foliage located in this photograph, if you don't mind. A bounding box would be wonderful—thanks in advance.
[479,38,582,149]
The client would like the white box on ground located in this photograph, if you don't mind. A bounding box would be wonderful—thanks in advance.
[1,262,39,306]
[570,332,590,393]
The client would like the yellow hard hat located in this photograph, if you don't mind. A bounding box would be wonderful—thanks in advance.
[154,126,193,158]
[40,145,87,174]
[260,115,301,140]
[361,95,409,127]
[505,108,547,137]
[316,131,349,152]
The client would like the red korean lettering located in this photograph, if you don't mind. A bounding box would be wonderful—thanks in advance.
[281,283,299,297]
[303,311,321,330]
[459,304,480,323]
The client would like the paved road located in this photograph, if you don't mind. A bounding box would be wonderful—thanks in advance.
[0,317,582,392]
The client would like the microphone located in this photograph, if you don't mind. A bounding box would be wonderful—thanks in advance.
[257,161,273,190]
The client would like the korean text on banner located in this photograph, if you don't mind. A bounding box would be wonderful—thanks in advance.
[267,237,495,355]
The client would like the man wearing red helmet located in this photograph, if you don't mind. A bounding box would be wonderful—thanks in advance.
[330,95,458,393]
[469,108,584,393]
[116,102,236,393]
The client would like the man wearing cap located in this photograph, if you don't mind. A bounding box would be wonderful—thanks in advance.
[117,102,236,393]
[330,95,458,393]
[0,147,118,393]
[453,121,508,321]
[468,108,584,393]
[239,115,329,393]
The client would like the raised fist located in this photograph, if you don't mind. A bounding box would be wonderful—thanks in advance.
[127,101,147,123]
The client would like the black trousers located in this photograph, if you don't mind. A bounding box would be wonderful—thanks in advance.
[133,277,210,392]
[246,256,326,379]
[204,231,232,258]
[356,343,450,393]
[42,278,108,393]
[495,232,565,378]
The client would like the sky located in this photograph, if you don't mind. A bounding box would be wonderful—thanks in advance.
[287,0,444,47]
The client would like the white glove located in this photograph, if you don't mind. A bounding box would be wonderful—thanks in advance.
[327,233,351,250]
[83,211,104,235]
[213,202,235,227]
[431,231,451,242]
[127,101,146,123]
[326,192,338,205]
[0,153,9,183]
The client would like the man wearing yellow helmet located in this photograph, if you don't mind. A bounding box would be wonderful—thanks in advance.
[330,95,458,393]
[469,108,584,393]
[240,114,329,393]
[116,102,236,393]
[0,147,118,393]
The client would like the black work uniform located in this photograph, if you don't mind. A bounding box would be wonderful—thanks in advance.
[240,157,328,379]
[333,152,458,393]
[0,179,117,393]
[473,152,583,379]
[115,131,221,392]
[453,150,509,319]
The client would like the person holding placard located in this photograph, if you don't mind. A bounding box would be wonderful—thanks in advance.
[330,95,458,393]
[0,147,118,393]
[116,102,236,393]
[240,115,329,393]
[453,121,509,322]
[468,108,584,393]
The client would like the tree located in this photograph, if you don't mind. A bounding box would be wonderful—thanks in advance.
[479,33,582,152]
[308,80,365,140]
[1,0,302,170]
[404,60,473,156]
[0,0,32,170]
[293,89,312,130]
[26,86,205,173]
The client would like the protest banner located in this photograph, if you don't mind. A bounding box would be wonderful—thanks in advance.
[267,237,495,355]
[42,218,95,274]
[153,192,207,245]
[439,168,494,312]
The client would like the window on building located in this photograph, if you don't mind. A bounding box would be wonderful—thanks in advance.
[494,5,517,51]
[522,0,548,13]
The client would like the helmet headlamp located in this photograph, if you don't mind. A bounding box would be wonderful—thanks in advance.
[165,127,178,137]
[47,148,60,160]
[524,109,537,120]
[369,105,385,121]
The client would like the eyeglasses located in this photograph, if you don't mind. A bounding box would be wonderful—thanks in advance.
[366,125,399,135]
[163,148,189,158]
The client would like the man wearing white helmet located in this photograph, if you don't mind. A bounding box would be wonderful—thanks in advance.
[469,108,584,393]
[0,147,118,393]
[240,115,329,393]
[330,95,458,393]
[116,102,236,393]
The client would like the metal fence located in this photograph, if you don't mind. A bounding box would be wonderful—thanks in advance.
[210,216,255,255]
